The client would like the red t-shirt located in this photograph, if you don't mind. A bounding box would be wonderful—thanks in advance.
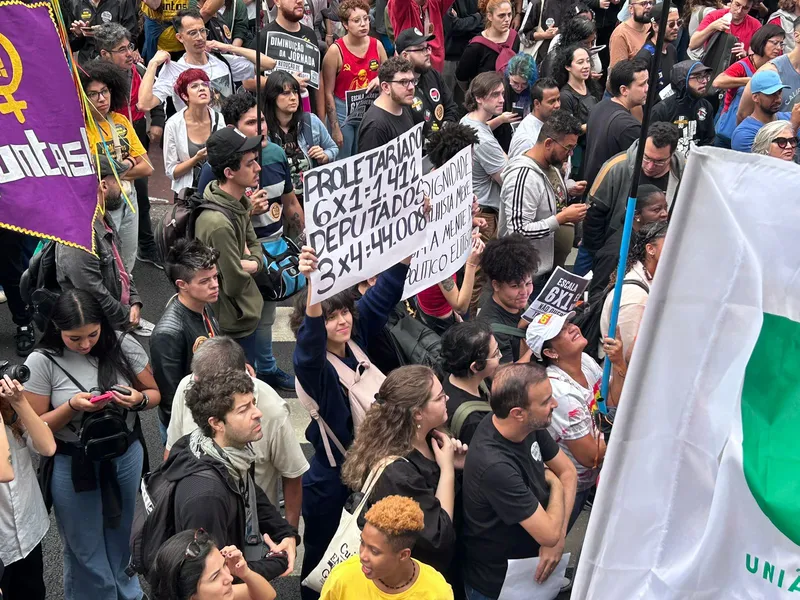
[332,37,381,100]
[721,56,755,112]
[698,8,762,51]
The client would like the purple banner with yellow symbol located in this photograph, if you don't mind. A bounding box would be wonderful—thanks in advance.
[0,1,98,251]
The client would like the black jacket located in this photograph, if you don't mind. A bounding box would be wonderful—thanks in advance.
[150,298,221,426]
[444,0,484,61]
[65,0,139,63]
[166,436,297,581]
[651,60,716,154]
[412,69,460,142]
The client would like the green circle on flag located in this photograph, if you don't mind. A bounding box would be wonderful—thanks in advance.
[741,312,800,545]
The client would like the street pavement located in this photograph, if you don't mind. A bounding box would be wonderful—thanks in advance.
[0,193,586,599]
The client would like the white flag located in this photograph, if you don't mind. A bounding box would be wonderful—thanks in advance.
[573,147,800,598]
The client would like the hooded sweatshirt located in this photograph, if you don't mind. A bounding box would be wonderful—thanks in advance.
[498,153,566,276]
[651,60,716,156]
[193,181,264,338]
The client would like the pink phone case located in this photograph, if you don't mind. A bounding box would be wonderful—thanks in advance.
[90,391,114,404]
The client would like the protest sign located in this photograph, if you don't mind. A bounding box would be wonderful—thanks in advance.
[522,267,589,321]
[305,123,426,303]
[344,88,379,120]
[265,31,321,88]
[403,146,473,299]
[0,1,98,251]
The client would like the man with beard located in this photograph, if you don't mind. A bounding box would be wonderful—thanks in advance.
[651,61,716,154]
[635,4,680,96]
[462,362,578,599]
[499,111,587,281]
[55,157,144,332]
[732,70,800,151]
[358,56,418,152]
[609,0,652,68]
[396,28,459,140]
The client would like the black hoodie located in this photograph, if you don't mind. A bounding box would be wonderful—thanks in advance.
[165,435,297,581]
[651,60,716,155]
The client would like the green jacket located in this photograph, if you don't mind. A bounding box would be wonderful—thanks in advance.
[219,0,253,47]
[194,181,264,338]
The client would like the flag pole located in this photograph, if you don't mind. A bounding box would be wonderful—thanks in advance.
[255,0,263,163]
[598,0,672,414]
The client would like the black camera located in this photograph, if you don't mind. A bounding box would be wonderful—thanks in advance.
[0,361,30,384]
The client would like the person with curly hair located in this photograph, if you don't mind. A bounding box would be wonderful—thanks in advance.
[321,495,454,598]
[476,234,539,364]
[81,60,154,274]
[541,15,601,80]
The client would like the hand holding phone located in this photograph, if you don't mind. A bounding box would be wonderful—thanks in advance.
[90,391,115,404]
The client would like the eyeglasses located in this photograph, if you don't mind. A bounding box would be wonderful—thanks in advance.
[110,43,136,54]
[406,45,432,54]
[553,139,576,154]
[689,72,711,82]
[87,88,110,100]
[642,154,670,167]
[182,528,211,565]
[389,78,416,88]
[188,81,211,90]
[347,15,370,25]
[767,38,786,48]
[183,28,209,39]
[666,19,682,27]
[631,1,654,6]
[772,136,799,149]
[490,347,503,360]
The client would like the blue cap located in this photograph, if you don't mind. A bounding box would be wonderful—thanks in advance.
[751,70,790,95]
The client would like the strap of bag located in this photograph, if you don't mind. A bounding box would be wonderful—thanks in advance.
[353,456,403,516]
[38,351,89,393]
[326,341,371,388]
[451,400,490,439]
[294,378,348,468]
[622,278,650,294]
[491,323,527,338]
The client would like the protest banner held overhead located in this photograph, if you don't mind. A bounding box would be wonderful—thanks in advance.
[522,267,590,322]
[304,124,426,304]
[573,147,800,598]
[403,145,473,299]
[0,1,98,251]
[264,31,321,88]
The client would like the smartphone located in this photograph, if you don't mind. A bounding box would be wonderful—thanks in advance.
[111,385,131,396]
[90,391,115,404]
[266,550,288,559]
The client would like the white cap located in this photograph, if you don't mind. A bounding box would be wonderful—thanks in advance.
[525,311,576,360]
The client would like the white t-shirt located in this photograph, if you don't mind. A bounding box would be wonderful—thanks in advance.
[166,373,309,505]
[460,115,507,211]
[546,354,603,491]
[508,114,544,158]
[152,53,256,111]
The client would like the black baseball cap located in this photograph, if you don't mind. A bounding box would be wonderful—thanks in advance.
[96,155,130,179]
[207,127,262,169]
[395,27,435,55]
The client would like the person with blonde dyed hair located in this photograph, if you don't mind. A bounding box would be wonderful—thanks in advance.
[456,0,521,90]
[320,496,454,599]
[751,120,798,160]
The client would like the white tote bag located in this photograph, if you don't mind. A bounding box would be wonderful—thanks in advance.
[301,456,403,592]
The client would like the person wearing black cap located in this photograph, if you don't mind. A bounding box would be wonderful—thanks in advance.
[396,28,460,142]
[55,156,143,333]
[192,128,266,366]
[651,59,716,154]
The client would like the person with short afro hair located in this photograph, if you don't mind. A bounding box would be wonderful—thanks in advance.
[477,234,539,364]
[320,496,454,599]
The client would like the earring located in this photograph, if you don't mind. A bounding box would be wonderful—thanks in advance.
[416,423,421,429]
[636,217,641,222]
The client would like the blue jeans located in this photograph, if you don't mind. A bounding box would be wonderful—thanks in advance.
[158,419,168,446]
[573,245,594,276]
[51,441,144,600]
[334,96,358,160]
[236,329,259,367]
[142,16,165,63]
[254,299,278,374]
[465,583,496,600]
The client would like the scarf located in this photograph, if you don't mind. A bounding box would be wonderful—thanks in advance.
[188,429,256,484]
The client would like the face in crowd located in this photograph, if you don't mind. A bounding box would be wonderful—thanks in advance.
[278,0,306,23]
[178,267,220,306]
[486,1,513,34]
[533,86,561,120]
[480,82,507,118]
[630,0,653,23]
[385,70,417,106]
[754,90,784,115]
[403,43,433,73]
[344,7,371,39]
[641,137,673,179]
[544,132,579,169]
[624,70,649,107]
[492,276,534,312]
[729,0,753,23]
[214,391,264,446]
[101,36,135,70]
[176,15,208,55]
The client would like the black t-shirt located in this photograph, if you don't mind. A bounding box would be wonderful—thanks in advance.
[635,42,677,95]
[640,170,670,191]
[443,377,490,445]
[584,98,641,191]
[455,34,521,84]
[462,416,560,598]
[478,295,523,363]
[357,104,416,153]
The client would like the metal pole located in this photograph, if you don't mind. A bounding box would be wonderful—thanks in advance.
[255,0,263,164]
[598,0,672,413]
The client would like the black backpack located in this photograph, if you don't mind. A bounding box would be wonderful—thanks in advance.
[573,279,650,362]
[20,241,60,332]
[387,301,443,373]
[154,191,234,267]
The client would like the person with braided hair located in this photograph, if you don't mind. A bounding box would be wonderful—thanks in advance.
[600,220,669,357]
[320,495,454,598]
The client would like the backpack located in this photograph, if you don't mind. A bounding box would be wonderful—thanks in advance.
[254,234,307,301]
[20,240,60,332]
[154,191,234,266]
[470,29,519,73]
[573,279,650,362]
[294,341,385,467]
[714,60,754,143]
[129,462,217,576]
[450,395,491,441]
[386,301,442,372]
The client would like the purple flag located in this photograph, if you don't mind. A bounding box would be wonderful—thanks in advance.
[0,1,98,252]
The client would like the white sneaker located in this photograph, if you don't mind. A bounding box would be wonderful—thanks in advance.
[133,317,155,337]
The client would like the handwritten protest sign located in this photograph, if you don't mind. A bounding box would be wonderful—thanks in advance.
[265,32,321,88]
[522,267,590,321]
[403,146,473,299]
[344,88,379,127]
[305,124,426,303]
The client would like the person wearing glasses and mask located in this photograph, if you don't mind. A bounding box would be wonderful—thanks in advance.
[358,56,418,153]
[750,119,798,160]
[608,0,652,68]
[651,60,716,155]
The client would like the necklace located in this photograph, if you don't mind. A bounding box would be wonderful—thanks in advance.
[379,561,416,590]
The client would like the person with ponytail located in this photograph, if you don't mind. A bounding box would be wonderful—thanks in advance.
[341,366,467,586]
[23,289,160,600]
[456,0,521,89]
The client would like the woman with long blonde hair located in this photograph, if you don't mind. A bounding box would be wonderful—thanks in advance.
[456,0,521,89]
[341,366,467,586]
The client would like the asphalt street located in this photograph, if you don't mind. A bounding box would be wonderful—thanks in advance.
[0,199,586,599]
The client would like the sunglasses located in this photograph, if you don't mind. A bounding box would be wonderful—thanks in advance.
[772,136,799,149]
[181,528,211,566]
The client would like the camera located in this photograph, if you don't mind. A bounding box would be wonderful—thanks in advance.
[0,361,30,384]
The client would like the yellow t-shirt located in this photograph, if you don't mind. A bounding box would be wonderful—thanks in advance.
[140,0,193,52]
[87,113,146,163]
[320,556,454,600]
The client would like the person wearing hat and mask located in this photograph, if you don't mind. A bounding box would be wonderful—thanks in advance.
[731,70,800,152]
[526,312,625,530]
[192,127,266,366]
[651,60,716,156]
[397,28,460,142]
